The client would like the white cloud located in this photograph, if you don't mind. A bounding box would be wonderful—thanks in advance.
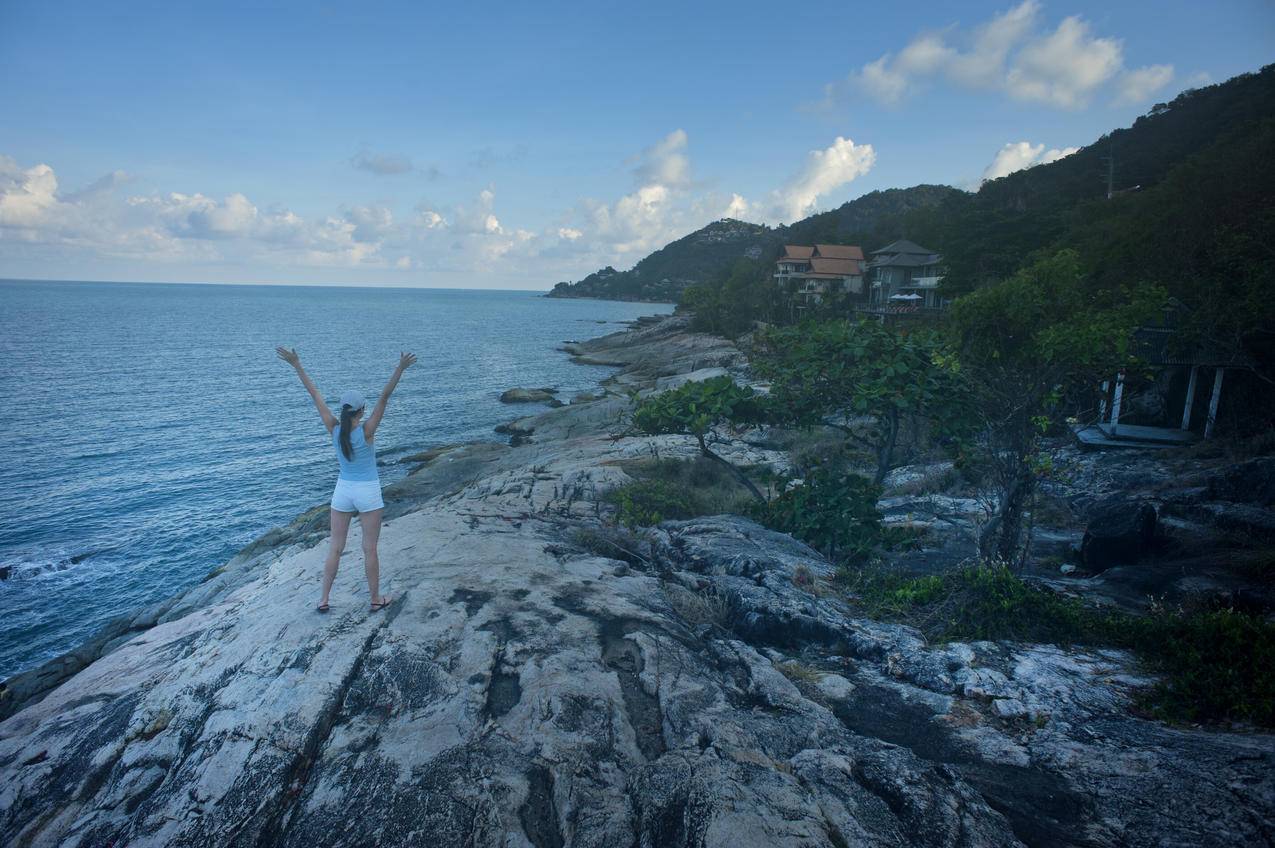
[1005,16,1123,107]
[980,140,1079,183]
[350,149,413,175]
[723,193,750,220]
[0,156,60,229]
[767,137,876,223]
[834,2,1170,110]
[1113,64,1175,105]
[344,204,393,243]
[557,227,582,240]
[630,129,690,188]
[1038,145,1079,165]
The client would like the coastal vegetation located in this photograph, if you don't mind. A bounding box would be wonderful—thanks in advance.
[597,67,1275,729]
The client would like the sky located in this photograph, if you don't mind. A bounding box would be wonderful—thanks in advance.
[0,0,1271,289]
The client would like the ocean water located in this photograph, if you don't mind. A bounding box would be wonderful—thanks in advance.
[0,281,672,680]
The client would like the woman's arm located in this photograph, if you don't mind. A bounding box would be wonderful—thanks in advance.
[363,351,416,440]
[276,347,338,432]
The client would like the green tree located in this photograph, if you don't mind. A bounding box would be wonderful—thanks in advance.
[750,466,882,562]
[631,376,769,501]
[949,250,1163,562]
[754,319,970,486]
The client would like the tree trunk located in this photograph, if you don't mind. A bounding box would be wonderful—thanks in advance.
[978,459,1033,563]
[873,408,900,487]
[697,435,766,502]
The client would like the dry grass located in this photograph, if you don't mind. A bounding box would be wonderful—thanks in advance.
[664,583,733,629]
[776,660,823,685]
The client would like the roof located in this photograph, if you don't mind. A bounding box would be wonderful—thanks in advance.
[781,245,815,259]
[809,256,861,276]
[814,244,864,261]
[871,238,936,256]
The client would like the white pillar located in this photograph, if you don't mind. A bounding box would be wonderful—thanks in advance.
[1099,380,1110,421]
[1110,372,1125,435]
[1181,365,1199,431]
[1205,367,1225,439]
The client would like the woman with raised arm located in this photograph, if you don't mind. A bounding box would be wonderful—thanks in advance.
[275,347,417,613]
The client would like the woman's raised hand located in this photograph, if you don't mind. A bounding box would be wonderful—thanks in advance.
[398,351,418,371]
[276,346,301,367]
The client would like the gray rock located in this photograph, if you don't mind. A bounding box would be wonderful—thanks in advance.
[2,315,1272,848]
[1081,497,1158,571]
[500,387,559,403]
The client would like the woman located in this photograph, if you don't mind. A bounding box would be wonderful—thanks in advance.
[276,347,417,613]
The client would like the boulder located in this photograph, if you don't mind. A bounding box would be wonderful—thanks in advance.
[1081,497,1158,571]
[499,387,558,403]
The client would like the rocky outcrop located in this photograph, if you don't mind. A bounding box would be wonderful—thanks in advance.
[2,315,1273,847]
[1080,497,1158,571]
[500,387,560,404]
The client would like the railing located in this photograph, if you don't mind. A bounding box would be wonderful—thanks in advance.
[855,305,947,320]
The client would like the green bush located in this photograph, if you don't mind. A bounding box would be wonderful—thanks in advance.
[605,479,695,529]
[843,561,1275,727]
[751,467,882,562]
[1126,607,1275,727]
[624,456,757,518]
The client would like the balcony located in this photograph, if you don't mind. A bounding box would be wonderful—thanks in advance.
[908,276,942,289]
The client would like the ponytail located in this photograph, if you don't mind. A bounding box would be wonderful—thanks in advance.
[338,404,359,460]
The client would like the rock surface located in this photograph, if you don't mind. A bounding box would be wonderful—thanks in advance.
[2,315,1273,848]
[1080,497,1158,572]
[500,387,559,403]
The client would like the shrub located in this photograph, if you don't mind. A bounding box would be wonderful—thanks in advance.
[605,479,694,528]
[842,561,1275,727]
[624,456,758,517]
[751,467,882,562]
[1126,606,1275,727]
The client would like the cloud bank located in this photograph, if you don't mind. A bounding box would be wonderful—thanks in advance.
[0,128,876,284]
[831,2,1174,110]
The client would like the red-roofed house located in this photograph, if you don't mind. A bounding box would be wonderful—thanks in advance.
[774,244,866,309]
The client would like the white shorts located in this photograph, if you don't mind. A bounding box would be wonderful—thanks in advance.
[331,478,384,513]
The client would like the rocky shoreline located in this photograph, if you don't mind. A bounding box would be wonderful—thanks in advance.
[1,314,1272,847]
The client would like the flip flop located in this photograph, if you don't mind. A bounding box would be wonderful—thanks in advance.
[369,596,394,612]
[316,602,330,614]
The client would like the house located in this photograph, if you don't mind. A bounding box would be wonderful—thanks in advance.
[865,239,946,311]
[774,244,865,308]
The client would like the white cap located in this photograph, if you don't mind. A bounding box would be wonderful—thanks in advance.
[339,390,366,411]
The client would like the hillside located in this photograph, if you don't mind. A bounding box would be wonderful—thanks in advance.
[546,186,961,302]
[549,65,1275,306]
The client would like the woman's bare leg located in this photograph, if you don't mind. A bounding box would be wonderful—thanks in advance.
[321,509,353,606]
[359,508,388,605]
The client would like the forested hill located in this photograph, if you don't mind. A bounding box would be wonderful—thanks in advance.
[545,186,961,302]
[905,63,1275,293]
[547,64,1275,306]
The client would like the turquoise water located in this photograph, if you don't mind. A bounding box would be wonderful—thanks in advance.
[0,281,671,680]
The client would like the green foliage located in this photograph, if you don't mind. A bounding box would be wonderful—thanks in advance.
[680,257,779,337]
[632,375,767,441]
[604,479,695,528]
[947,250,1163,560]
[624,456,757,518]
[755,318,971,484]
[750,467,882,562]
[845,562,1275,727]
[1127,607,1275,726]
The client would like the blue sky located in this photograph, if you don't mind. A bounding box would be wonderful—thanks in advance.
[1,0,1271,288]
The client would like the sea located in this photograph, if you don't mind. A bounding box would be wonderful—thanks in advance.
[0,280,672,681]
